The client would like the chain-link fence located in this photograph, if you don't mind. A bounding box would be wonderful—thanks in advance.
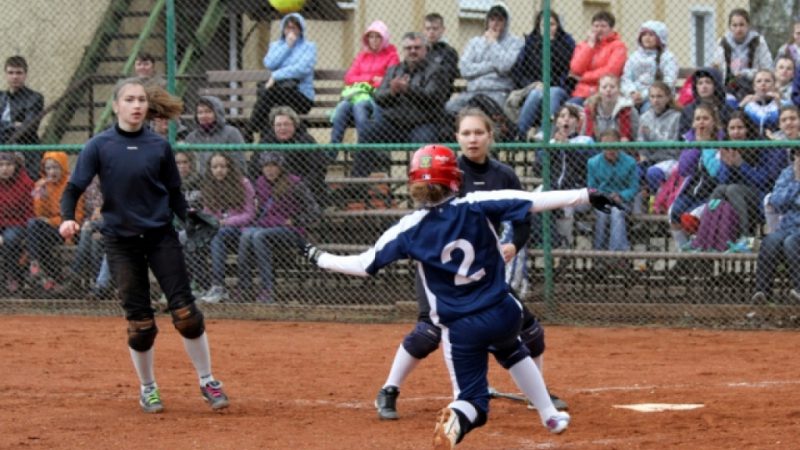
[2,0,800,328]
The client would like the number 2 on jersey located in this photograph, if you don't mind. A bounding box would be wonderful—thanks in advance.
[441,239,486,286]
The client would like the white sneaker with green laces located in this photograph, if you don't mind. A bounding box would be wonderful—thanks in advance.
[139,385,164,413]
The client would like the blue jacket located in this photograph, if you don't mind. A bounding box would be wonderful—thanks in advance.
[587,151,639,202]
[510,21,575,89]
[263,13,317,101]
[768,165,800,231]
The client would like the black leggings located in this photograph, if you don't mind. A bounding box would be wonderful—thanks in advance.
[104,227,194,321]
[250,85,313,135]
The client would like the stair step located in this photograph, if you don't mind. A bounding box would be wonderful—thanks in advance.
[110,32,166,40]
[99,55,163,63]
[120,11,153,18]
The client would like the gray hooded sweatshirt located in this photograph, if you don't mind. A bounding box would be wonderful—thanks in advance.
[184,95,246,175]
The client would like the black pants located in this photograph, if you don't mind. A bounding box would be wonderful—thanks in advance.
[251,85,313,135]
[104,227,194,321]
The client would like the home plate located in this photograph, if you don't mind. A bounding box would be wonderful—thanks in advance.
[613,403,705,412]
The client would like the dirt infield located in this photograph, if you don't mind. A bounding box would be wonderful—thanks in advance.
[3,315,800,449]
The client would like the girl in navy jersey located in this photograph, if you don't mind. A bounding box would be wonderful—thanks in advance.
[58,78,229,414]
[298,145,619,448]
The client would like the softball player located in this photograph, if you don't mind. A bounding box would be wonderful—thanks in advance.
[375,108,566,420]
[59,78,229,413]
[298,145,619,448]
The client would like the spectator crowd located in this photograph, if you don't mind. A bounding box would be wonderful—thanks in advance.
[2,5,800,305]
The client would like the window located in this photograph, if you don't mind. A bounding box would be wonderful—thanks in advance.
[691,7,715,67]
[459,0,492,19]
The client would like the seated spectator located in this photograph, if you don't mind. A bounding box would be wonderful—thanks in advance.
[330,20,399,144]
[0,56,44,180]
[354,32,449,177]
[238,152,319,303]
[133,52,165,87]
[196,153,255,303]
[637,81,682,212]
[27,152,85,294]
[711,8,773,102]
[423,13,460,93]
[250,13,317,137]
[185,96,246,176]
[583,74,639,141]
[175,151,202,210]
[739,69,783,137]
[63,176,105,295]
[508,9,575,140]
[567,11,628,105]
[670,103,723,250]
[531,104,596,247]
[751,147,800,304]
[774,56,795,103]
[445,3,522,115]
[0,152,33,295]
[621,20,679,113]
[587,129,638,252]
[256,106,329,206]
[711,111,786,249]
[679,67,735,135]
[764,106,800,233]
[776,19,800,69]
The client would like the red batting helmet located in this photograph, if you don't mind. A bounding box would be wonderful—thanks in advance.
[408,144,462,193]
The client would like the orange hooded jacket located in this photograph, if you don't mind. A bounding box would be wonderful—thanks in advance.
[33,152,85,228]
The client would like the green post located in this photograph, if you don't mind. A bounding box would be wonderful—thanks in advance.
[166,0,177,144]
[540,1,555,311]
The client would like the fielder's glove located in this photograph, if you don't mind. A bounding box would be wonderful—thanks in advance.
[183,210,220,253]
[588,189,623,214]
[294,233,322,264]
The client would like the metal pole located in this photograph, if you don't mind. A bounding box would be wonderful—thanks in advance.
[166,0,176,144]
[540,0,555,311]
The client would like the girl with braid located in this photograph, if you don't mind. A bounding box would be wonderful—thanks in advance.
[59,78,229,413]
[621,20,679,113]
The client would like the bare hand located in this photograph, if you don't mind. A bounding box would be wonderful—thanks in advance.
[285,31,298,47]
[484,28,500,42]
[390,74,409,95]
[59,220,80,240]
[586,29,598,46]
[501,243,517,263]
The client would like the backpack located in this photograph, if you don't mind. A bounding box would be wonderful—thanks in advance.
[692,199,740,251]
[653,169,684,214]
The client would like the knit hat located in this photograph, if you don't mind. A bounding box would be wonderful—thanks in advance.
[259,152,285,167]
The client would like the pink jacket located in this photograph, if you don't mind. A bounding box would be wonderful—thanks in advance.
[569,31,628,99]
[343,20,399,88]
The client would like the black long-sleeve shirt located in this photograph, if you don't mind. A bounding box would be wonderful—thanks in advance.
[61,124,186,237]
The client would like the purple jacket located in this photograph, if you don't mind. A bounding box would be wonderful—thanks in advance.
[203,177,256,227]
[254,173,319,234]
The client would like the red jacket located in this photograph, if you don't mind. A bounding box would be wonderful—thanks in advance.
[569,32,628,99]
[343,20,400,88]
[0,167,33,227]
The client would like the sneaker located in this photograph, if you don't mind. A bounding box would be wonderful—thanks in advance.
[139,385,164,413]
[200,380,230,410]
[200,285,228,304]
[374,385,399,420]
[545,411,570,434]
[432,407,461,450]
[791,289,800,303]
[529,393,569,411]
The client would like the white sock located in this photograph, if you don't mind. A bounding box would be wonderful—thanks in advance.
[182,332,214,386]
[532,354,543,372]
[384,345,421,389]
[508,359,558,424]
[129,347,156,387]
